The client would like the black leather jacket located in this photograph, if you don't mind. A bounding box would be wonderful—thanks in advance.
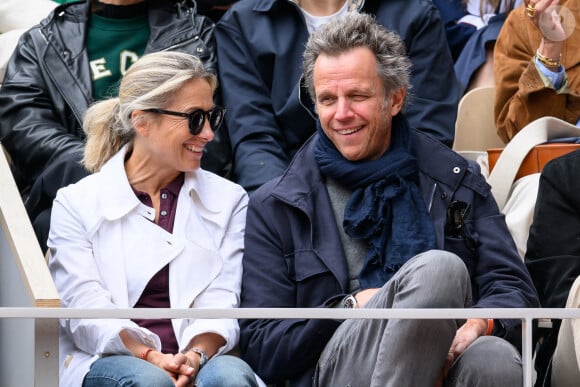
[0,0,218,195]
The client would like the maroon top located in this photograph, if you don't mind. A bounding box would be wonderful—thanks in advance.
[132,173,184,354]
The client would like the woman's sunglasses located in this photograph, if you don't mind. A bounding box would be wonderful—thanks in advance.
[143,106,226,136]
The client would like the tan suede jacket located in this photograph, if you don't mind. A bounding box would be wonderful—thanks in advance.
[494,1,580,143]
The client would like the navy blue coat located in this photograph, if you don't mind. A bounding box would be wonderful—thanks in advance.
[216,0,460,192]
[240,123,539,386]
[432,0,476,61]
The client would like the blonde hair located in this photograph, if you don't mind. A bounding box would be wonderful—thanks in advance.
[82,51,217,172]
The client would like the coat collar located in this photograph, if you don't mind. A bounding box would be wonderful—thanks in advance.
[46,0,200,54]
[270,133,321,210]
[97,145,224,222]
[271,118,489,206]
[413,127,490,196]
[253,0,365,12]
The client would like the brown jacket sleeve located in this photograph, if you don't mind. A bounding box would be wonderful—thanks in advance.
[493,2,580,143]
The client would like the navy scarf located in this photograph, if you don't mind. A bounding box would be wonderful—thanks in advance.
[314,115,437,289]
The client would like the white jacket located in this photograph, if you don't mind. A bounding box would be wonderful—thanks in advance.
[47,146,248,386]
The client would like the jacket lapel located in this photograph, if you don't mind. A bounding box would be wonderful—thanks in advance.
[94,150,225,308]
[40,3,92,126]
[169,181,223,307]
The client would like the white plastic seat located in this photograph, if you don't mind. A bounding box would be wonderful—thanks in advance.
[453,86,504,154]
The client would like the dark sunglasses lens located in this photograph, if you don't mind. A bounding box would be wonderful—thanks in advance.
[187,108,225,135]
[209,108,224,131]
[188,110,205,135]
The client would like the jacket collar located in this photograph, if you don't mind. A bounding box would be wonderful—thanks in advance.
[254,0,366,12]
[146,0,203,53]
[97,145,223,221]
[41,1,90,60]
[40,1,92,122]
[42,0,199,56]
[271,119,489,206]
[413,130,490,196]
[270,133,321,211]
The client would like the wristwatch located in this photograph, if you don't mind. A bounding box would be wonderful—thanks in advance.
[189,348,208,369]
[342,294,357,309]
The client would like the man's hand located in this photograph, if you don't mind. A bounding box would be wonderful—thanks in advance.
[435,318,487,386]
[449,318,487,357]
[354,288,380,308]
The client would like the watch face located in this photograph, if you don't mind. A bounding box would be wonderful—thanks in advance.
[343,295,356,309]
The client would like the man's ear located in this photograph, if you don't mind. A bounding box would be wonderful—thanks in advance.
[389,87,406,116]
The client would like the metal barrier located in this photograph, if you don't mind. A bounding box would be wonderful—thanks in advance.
[0,141,572,387]
[1,306,580,387]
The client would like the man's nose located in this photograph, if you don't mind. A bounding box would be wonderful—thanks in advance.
[334,98,354,120]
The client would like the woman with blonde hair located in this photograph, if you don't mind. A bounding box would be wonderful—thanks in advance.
[48,51,259,387]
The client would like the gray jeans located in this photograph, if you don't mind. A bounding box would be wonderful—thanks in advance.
[314,250,522,387]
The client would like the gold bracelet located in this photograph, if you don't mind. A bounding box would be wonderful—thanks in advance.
[536,50,561,68]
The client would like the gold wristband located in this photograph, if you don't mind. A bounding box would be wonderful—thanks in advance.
[536,50,561,68]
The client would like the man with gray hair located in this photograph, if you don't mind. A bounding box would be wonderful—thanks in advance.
[216,0,460,194]
[239,12,538,387]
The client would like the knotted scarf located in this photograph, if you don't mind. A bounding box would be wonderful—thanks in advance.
[314,115,437,288]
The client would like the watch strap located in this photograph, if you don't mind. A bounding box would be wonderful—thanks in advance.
[189,348,208,369]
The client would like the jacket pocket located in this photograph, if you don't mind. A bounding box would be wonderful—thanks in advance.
[286,250,338,307]
[288,250,330,281]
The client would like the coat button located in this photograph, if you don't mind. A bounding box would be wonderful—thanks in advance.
[453,166,461,174]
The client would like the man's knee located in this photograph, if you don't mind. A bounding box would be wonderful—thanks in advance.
[397,250,471,307]
[447,336,522,386]
[416,250,468,278]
